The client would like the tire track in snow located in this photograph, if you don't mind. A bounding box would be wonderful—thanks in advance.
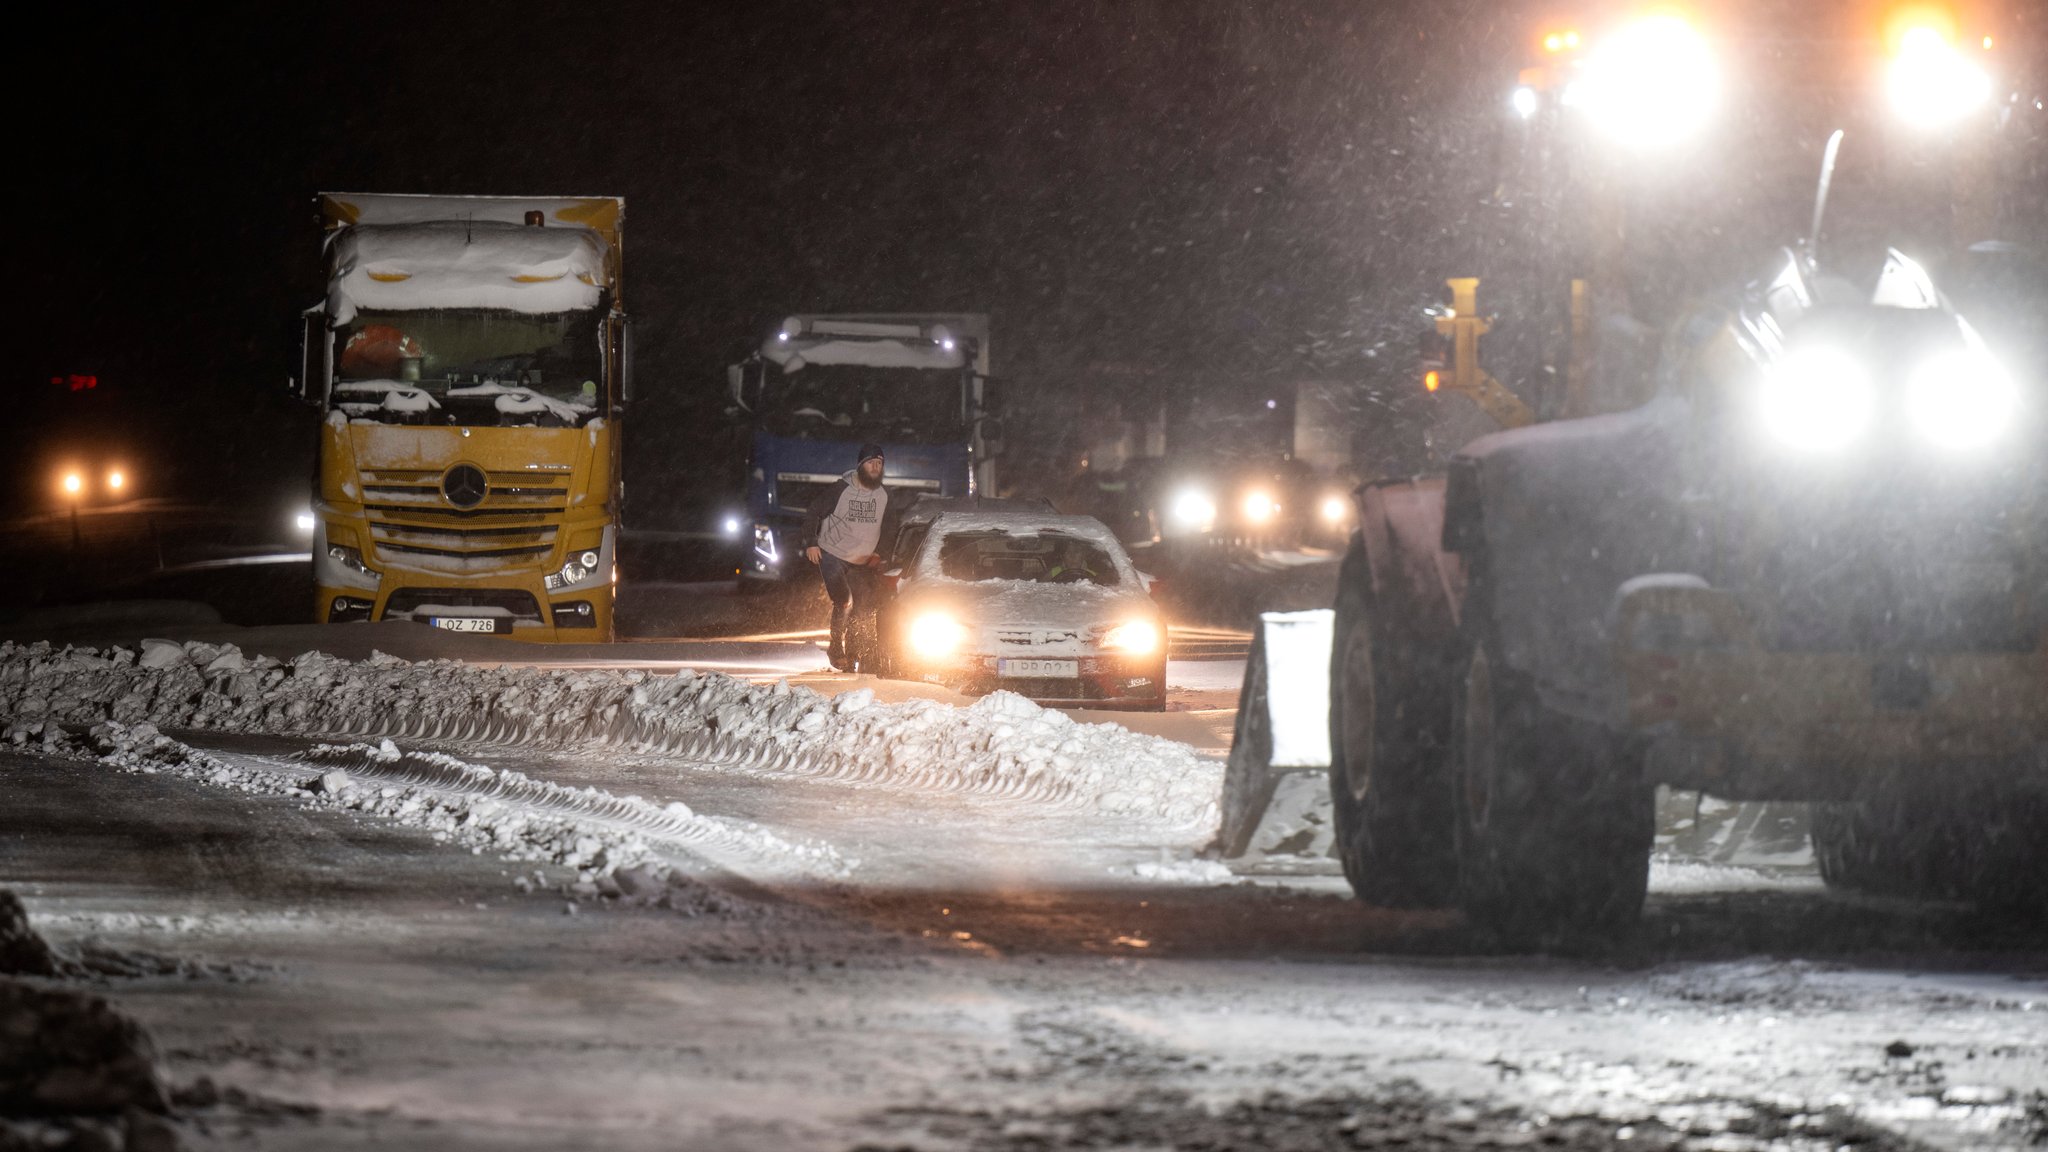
[160,736,855,888]
[307,707,1094,813]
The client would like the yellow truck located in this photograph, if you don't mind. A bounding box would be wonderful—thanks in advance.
[297,193,628,641]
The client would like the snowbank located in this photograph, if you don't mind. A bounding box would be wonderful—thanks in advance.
[0,640,1221,834]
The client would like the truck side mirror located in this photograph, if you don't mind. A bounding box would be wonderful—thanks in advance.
[618,313,635,406]
[298,308,329,407]
[727,363,749,411]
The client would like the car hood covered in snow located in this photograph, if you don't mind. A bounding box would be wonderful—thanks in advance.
[899,577,1156,637]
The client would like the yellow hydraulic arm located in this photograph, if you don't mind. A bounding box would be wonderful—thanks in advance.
[1431,277,1537,429]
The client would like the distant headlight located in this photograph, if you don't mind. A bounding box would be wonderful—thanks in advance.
[1170,490,1216,531]
[1320,495,1348,524]
[1759,346,1875,452]
[61,472,83,496]
[1242,490,1276,523]
[909,611,967,659]
[1906,348,2018,450]
[1100,619,1160,656]
[106,469,126,492]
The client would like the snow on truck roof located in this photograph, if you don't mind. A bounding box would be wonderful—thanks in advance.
[325,221,611,322]
[319,192,621,237]
[760,314,989,374]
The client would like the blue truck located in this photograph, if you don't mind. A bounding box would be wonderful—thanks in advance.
[727,314,996,585]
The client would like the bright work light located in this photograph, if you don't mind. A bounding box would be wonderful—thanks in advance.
[1566,13,1718,148]
[1759,346,1877,452]
[1906,347,2018,449]
[1888,24,1991,128]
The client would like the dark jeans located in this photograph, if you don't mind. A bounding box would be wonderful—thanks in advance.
[818,551,878,663]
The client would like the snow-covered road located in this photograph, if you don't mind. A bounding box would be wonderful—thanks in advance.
[4,635,2047,1150]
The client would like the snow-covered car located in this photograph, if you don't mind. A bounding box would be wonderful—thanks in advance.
[875,511,1167,711]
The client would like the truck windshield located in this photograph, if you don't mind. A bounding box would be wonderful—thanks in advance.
[331,307,605,427]
[762,365,964,443]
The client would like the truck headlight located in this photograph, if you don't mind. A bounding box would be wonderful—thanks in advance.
[1906,349,2018,450]
[1100,620,1160,656]
[546,551,602,591]
[1320,495,1348,524]
[1759,346,1875,452]
[909,611,966,659]
[327,544,379,581]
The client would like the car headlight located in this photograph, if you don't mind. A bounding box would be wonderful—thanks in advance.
[909,611,967,659]
[1320,495,1348,524]
[327,544,379,581]
[1906,348,2018,450]
[1100,619,1160,656]
[1759,346,1876,452]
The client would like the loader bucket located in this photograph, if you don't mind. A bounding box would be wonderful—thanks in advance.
[1212,609,1335,859]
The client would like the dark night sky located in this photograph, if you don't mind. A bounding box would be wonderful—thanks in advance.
[17,1,2043,524]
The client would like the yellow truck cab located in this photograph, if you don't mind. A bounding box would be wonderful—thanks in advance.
[299,193,628,641]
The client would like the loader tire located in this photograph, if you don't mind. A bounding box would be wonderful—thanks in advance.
[1810,796,1947,899]
[1450,627,1652,945]
[1815,787,2048,909]
[1327,580,1456,908]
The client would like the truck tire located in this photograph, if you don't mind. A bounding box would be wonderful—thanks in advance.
[1327,573,1457,908]
[1450,623,1652,943]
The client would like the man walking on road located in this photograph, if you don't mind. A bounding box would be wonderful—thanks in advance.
[802,443,900,671]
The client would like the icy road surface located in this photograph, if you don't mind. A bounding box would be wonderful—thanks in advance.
[3,638,2046,1151]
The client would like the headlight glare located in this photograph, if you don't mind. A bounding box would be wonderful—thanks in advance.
[1242,490,1276,523]
[1907,350,2018,450]
[1170,490,1216,531]
[1759,346,1876,452]
[1100,620,1160,656]
[909,612,966,659]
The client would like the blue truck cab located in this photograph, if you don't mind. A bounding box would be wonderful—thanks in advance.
[729,314,995,584]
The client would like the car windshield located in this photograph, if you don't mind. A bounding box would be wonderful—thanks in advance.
[762,365,965,442]
[331,306,606,427]
[933,530,1122,587]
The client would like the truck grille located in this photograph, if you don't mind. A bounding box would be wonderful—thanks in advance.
[359,467,567,571]
[383,587,544,625]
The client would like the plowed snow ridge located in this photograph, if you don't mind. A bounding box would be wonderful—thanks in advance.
[0,639,1221,833]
